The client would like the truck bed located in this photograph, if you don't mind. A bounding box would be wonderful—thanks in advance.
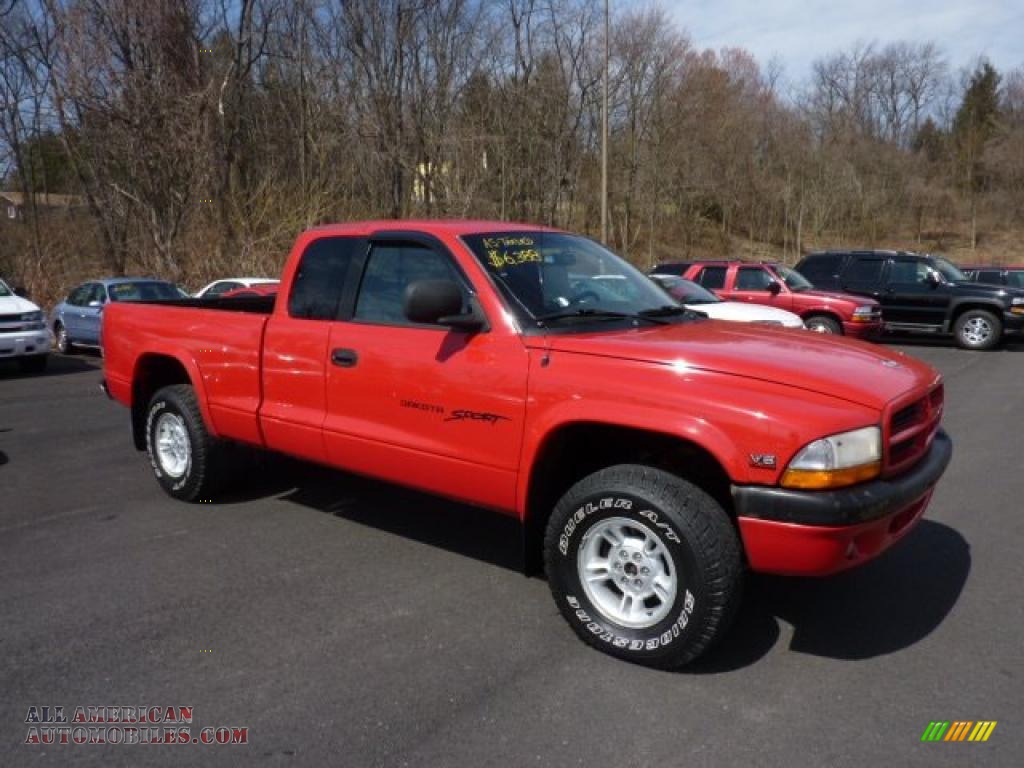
[103,299,271,446]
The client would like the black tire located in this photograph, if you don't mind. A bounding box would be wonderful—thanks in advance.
[145,384,225,502]
[17,356,48,374]
[804,315,842,335]
[543,464,742,669]
[953,308,1001,350]
[54,322,74,354]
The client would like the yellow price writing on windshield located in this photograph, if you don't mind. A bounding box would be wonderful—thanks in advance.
[487,248,541,268]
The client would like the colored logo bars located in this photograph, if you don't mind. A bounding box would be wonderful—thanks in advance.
[921,721,997,742]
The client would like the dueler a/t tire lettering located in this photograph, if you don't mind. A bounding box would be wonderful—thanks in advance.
[543,464,742,669]
[145,384,224,502]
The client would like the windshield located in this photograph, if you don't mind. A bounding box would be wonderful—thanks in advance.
[775,264,813,292]
[108,281,187,302]
[654,276,721,304]
[462,231,688,327]
[0,279,11,297]
[933,257,967,282]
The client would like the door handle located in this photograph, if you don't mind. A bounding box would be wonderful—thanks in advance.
[331,348,358,367]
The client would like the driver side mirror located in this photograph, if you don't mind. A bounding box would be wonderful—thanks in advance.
[13,285,28,298]
[403,279,484,332]
[88,300,104,308]
[767,280,782,295]
[926,270,942,287]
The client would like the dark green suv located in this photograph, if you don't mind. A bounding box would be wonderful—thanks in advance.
[796,250,1024,350]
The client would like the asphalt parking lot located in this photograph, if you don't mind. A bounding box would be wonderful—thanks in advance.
[1,340,1022,767]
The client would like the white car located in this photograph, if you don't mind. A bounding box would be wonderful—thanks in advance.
[650,274,804,328]
[0,279,50,372]
[194,277,279,299]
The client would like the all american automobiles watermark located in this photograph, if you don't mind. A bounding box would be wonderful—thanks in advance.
[23,705,248,746]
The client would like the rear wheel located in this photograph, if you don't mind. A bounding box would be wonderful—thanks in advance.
[544,464,742,669]
[146,384,225,501]
[954,309,1001,350]
[55,323,74,354]
[805,315,842,335]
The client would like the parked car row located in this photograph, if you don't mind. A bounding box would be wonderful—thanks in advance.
[796,250,1024,350]
[45,276,279,356]
[648,251,1024,350]
[650,260,883,336]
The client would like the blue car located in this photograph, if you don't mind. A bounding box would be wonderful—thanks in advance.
[50,278,187,353]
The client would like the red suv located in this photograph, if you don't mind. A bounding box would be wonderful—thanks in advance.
[651,261,882,337]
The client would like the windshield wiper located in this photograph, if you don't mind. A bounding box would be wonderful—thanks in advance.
[640,305,694,317]
[534,308,670,326]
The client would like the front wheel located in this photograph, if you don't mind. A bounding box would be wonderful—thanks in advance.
[804,315,842,334]
[146,384,225,501]
[954,309,1001,350]
[55,323,74,354]
[543,465,742,669]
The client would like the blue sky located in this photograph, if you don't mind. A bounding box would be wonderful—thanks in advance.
[665,0,1024,82]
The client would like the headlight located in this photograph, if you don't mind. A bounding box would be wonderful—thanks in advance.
[851,306,878,322]
[21,310,45,329]
[1011,297,1024,306]
[780,426,881,489]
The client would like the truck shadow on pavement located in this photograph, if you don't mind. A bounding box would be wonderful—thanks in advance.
[691,520,970,672]
[219,456,526,572]
[218,457,970,672]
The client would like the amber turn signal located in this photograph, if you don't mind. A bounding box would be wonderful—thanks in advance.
[780,461,881,490]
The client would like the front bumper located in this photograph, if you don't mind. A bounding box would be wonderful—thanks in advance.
[732,430,952,576]
[0,329,51,359]
[843,319,883,339]
[1003,310,1024,333]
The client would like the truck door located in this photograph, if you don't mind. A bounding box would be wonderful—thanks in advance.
[730,265,794,311]
[322,234,528,511]
[883,257,951,327]
[839,254,887,303]
[61,284,89,341]
[260,235,364,463]
[80,283,107,344]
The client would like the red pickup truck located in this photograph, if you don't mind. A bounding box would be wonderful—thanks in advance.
[652,260,883,336]
[103,221,951,669]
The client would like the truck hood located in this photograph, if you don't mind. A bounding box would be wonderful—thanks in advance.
[798,289,876,306]
[950,280,1024,299]
[529,320,937,410]
[0,294,40,314]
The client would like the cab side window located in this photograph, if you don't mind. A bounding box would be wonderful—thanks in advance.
[354,243,466,325]
[206,281,241,297]
[695,266,727,290]
[800,254,842,287]
[888,259,932,286]
[841,257,886,291]
[735,267,774,291]
[975,270,1003,285]
[88,284,107,305]
[288,237,360,320]
[67,285,90,306]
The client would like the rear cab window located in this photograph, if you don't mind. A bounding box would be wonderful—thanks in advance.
[288,237,361,320]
